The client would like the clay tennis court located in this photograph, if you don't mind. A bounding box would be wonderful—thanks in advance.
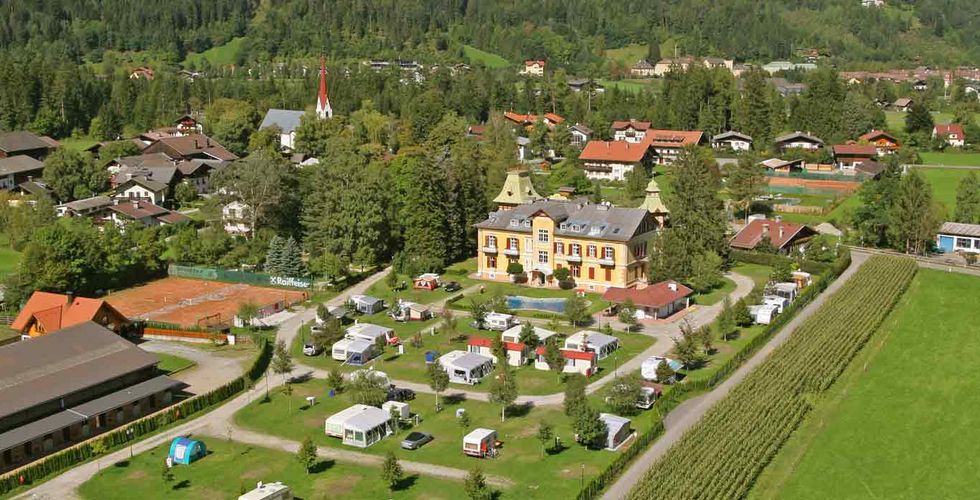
[767,176,861,194]
[105,277,308,328]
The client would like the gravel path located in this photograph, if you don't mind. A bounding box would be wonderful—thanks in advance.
[601,253,869,500]
[139,340,248,394]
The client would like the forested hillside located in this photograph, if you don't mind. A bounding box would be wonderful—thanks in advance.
[1,0,977,68]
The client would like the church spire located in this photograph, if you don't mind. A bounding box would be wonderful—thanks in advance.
[316,56,332,119]
[639,175,669,224]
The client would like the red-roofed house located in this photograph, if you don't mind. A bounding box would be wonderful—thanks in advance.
[11,292,128,338]
[646,130,705,165]
[559,349,597,376]
[933,124,966,147]
[832,144,878,172]
[602,280,693,320]
[730,219,817,255]
[859,130,901,155]
[579,140,654,181]
[520,60,546,76]
[503,112,564,130]
[108,199,190,228]
[612,120,652,143]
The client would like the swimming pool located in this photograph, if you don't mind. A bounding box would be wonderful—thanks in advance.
[506,296,567,313]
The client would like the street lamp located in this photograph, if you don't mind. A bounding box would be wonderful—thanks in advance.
[126,428,134,458]
[580,463,586,490]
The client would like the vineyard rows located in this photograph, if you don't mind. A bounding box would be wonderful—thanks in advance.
[628,256,918,500]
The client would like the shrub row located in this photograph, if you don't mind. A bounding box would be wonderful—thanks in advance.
[729,249,831,275]
[0,339,272,495]
[576,250,852,499]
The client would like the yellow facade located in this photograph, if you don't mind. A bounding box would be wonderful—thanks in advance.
[477,216,651,292]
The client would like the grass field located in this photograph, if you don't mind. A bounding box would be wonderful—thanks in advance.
[597,79,660,93]
[154,353,197,375]
[914,166,975,213]
[604,44,648,65]
[235,378,659,499]
[184,37,247,67]
[462,45,510,69]
[57,136,99,152]
[0,232,21,276]
[752,270,980,499]
[363,259,477,305]
[884,110,956,132]
[78,440,453,499]
[918,151,980,166]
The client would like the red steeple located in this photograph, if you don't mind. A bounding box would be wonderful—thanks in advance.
[316,56,332,119]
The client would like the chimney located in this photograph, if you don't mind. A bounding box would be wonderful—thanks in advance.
[132,199,140,209]
[762,223,770,237]
[779,226,785,239]
[194,139,200,149]
[668,282,677,292]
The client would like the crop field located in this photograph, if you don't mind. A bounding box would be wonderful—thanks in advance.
[751,269,980,499]
[627,256,917,500]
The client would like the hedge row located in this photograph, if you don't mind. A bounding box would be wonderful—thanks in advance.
[729,249,831,275]
[575,250,852,499]
[0,339,272,495]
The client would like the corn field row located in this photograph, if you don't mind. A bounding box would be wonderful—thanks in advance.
[628,256,918,500]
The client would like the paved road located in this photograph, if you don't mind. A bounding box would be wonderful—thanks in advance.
[601,253,869,500]
[13,268,392,500]
[140,340,248,394]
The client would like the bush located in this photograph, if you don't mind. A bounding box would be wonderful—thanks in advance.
[558,279,576,290]
[506,262,524,275]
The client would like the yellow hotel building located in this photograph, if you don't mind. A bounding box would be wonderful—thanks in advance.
[474,171,668,292]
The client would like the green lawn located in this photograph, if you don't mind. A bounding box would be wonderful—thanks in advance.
[604,44,648,65]
[184,37,247,67]
[0,232,21,276]
[363,259,477,305]
[918,151,980,166]
[751,270,980,499]
[78,439,454,499]
[57,136,99,152]
[913,166,975,213]
[462,45,510,69]
[154,353,197,375]
[235,378,660,499]
[691,277,736,306]
[884,110,957,132]
[597,79,660,93]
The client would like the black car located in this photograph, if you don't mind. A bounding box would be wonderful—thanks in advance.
[400,431,433,450]
[387,386,416,402]
[443,281,462,292]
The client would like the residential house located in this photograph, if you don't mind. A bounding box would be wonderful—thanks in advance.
[56,196,114,219]
[579,140,653,180]
[762,61,816,74]
[833,144,878,171]
[702,57,734,72]
[15,180,53,200]
[0,156,44,191]
[768,78,807,97]
[128,66,155,80]
[222,201,251,236]
[519,60,546,76]
[567,79,604,94]
[602,280,693,320]
[114,177,169,206]
[933,124,966,147]
[503,112,565,131]
[439,351,495,384]
[475,197,659,292]
[912,79,928,91]
[646,130,704,165]
[173,115,203,135]
[611,120,651,143]
[653,57,694,77]
[108,199,190,228]
[859,130,901,155]
[892,97,913,112]
[11,292,129,338]
[570,124,593,147]
[466,125,486,140]
[141,134,239,162]
[0,322,183,472]
[259,109,306,150]
[759,158,804,173]
[774,131,825,152]
[854,159,886,179]
[564,331,620,360]
[630,60,656,77]
[711,131,753,151]
[730,219,817,254]
[176,159,224,194]
[937,222,980,254]
[0,131,58,160]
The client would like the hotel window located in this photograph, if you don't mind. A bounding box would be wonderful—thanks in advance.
[571,243,581,256]
[538,251,549,264]
[555,242,564,255]
[572,265,582,278]
[587,244,597,257]
[486,255,497,268]
[537,229,549,243]
[603,247,614,260]
[508,237,519,250]
[486,235,497,247]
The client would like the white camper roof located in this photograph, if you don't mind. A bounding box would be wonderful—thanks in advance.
[501,324,557,343]
[464,428,497,443]
[347,323,393,340]
[343,405,392,432]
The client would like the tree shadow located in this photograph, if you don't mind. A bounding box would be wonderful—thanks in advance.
[112,460,130,468]
[443,393,467,405]
[393,474,419,491]
[291,372,314,384]
[309,459,335,474]
[172,479,191,490]
[545,442,568,456]
[507,402,534,418]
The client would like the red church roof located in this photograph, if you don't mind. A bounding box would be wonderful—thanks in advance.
[318,56,329,110]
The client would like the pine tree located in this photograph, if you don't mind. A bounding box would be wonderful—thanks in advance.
[727,155,766,222]
[733,298,753,327]
[888,170,942,254]
[465,467,492,500]
[905,100,935,135]
[264,236,284,274]
[279,236,307,276]
[544,339,564,377]
[574,405,607,449]
[518,322,539,346]
[624,166,650,201]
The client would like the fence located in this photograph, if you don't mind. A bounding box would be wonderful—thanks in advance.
[0,339,272,495]
[168,264,313,290]
[766,170,861,183]
[575,250,852,499]
[143,326,228,343]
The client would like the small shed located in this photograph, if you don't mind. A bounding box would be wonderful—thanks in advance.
[238,481,293,500]
[599,413,633,450]
[390,300,432,321]
[349,294,384,314]
[382,400,410,419]
[413,273,441,290]
[168,437,206,465]
[463,428,498,457]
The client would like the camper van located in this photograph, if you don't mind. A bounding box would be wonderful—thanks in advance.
[463,428,498,458]
[346,323,399,345]
[331,338,375,365]
[239,481,293,500]
[749,304,778,325]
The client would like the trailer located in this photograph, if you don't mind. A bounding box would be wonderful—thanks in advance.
[463,428,498,458]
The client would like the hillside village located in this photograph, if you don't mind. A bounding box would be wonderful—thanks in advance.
[2,2,980,499]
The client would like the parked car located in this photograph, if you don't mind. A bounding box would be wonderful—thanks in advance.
[469,320,488,331]
[443,281,462,292]
[400,431,433,450]
[387,386,416,402]
[303,342,322,356]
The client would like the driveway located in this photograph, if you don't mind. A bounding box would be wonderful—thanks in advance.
[140,340,249,394]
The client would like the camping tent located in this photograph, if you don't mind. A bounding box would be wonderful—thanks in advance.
[168,437,206,465]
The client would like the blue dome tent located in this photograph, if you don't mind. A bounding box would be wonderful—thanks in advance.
[167,437,206,465]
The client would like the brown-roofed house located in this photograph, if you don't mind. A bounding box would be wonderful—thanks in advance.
[141,133,239,161]
[0,155,44,192]
[603,280,693,320]
[730,218,817,255]
[11,291,129,337]
[859,130,901,155]
[833,144,878,171]
[108,199,190,228]
[0,131,58,160]
[645,129,705,164]
[579,140,654,181]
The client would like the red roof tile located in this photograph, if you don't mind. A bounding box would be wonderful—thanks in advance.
[602,281,693,309]
[935,124,966,138]
[730,219,815,250]
[561,349,596,361]
[579,140,651,163]
[504,342,526,351]
[833,144,877,156]
[858,130,899,144]
[468,336,493,348]
[611,120,652,131]
[11,292,125,334]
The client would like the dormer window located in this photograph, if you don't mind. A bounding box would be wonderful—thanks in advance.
[559,223,567,230]
[522,220,531,228]
[509,219,519,226]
